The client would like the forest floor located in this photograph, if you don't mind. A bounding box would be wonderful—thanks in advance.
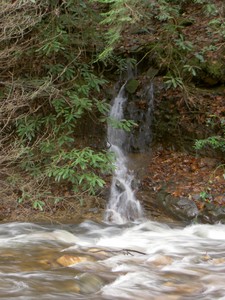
[0,147,224,224]
[142,147,225,211]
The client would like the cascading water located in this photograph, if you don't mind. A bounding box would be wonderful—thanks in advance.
[2,221,225,299]
[1,83,225,300]
[104,84,144,224]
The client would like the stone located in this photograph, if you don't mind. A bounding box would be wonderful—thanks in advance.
[148,254,173,266]
[124,85,154,152]
[164,281,203,294]
[88,248,111,259]
[56,255,94,267]
[209,257,225,265]
[175,198,199,219]
[125,79,139,94]
[78,273,105,294]
[157,191,199,221]
[115,179,126,192]
[197,203,225,224]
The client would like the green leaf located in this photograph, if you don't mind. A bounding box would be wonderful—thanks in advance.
[195,53,205,63]
[17,197,24,204]
[33,200,45,211]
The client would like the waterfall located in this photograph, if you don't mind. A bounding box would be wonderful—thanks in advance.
[104,84,144,224]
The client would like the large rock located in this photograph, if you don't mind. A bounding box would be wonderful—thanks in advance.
[56,255,94,267]
[125,79,139,94]
[157,191,199,222]
[197,203,225,224]
[78,273,105,294]
[124,81,154,152]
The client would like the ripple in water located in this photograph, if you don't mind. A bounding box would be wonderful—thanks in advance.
[0,221,225,299]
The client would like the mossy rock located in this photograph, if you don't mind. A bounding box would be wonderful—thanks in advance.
[205,61,225,80]
[179,18,194,27]
[146,67,159,79]
[125,79,139,94]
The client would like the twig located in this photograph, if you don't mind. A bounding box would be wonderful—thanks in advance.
[91,248,146,256]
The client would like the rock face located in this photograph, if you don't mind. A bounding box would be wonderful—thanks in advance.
[156,190,199,222]
[197,204,225,224]
[156,189,225,224]
[124,80,154,152]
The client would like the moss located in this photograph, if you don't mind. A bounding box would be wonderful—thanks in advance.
[187,56,225,86]
[179,18,194,27]
[125,79,139,94]
[205,61,224,80]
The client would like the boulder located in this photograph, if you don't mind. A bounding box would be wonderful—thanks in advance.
[125,79,139,94]
[197,203,225,224]
[157,191,199,222]
[56,255,94,267]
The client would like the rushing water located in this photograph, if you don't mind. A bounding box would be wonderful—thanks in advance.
[105,85,143,224]
[1,221,225,299]
[2,84,225,299]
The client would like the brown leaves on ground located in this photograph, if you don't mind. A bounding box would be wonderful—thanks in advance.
[143,148,225,207]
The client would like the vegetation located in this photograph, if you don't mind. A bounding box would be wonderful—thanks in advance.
[195,115,225,152]
[1,0,113,208]
[0,0,224,214]
[97,0,224,89]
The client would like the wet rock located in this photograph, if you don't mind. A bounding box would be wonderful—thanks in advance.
[209,257,225,265]
[197,203,225,224]
[146,67,159,79]
[78,273,105,294]
[88,248,112,259]
[154,296,180,300]
[38,259,53,270]
[59,280,81,293]
[164,281,203,295]
[157,192,199,221]
[147,254,173,267]
[125,79,139,94]
[124,82,154,152]
[34,279,80,293]
[174,198,199,219]
[201,253,211,262]
[56,255,94,267]
[115,179,126,192]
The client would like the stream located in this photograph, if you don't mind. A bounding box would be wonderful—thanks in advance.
[1,220,225,299]
[2,83,225,299]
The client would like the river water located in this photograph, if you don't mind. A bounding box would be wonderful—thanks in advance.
[1,220,225,299]
[2,85,224,299]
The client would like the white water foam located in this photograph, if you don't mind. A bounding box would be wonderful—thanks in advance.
[1,221,225,299]
[105,85,144,224]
